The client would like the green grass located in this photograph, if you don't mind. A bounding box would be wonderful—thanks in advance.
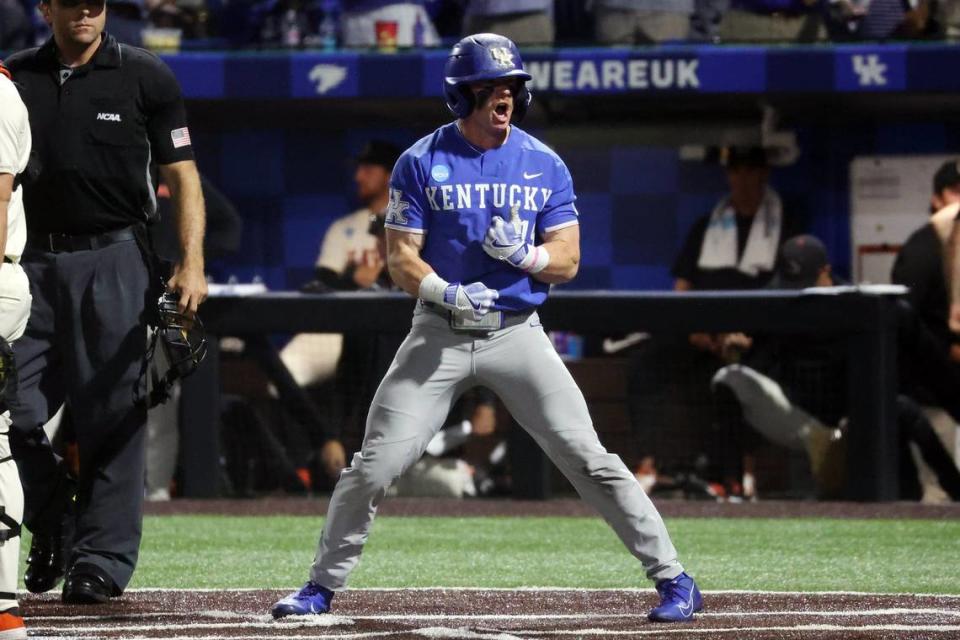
[23,516,960,593]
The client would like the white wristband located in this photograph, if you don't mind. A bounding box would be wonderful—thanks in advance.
[418,272,449,305]
[521,245,551,274]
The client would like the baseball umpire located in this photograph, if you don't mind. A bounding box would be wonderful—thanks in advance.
[5,0,207,604]
[272,33,702,623]
[0,57,32,640]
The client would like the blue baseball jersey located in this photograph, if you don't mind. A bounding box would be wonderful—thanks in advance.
[384,122,579,311]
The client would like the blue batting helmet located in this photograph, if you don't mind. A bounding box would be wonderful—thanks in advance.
[443,33,532,122]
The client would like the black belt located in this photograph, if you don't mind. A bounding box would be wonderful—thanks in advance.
[2,257,11,264]
[27,227,137,253]
[421,301,534,330]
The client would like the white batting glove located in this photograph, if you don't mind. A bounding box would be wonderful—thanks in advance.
[482,216,550,274]
[420,273,499,321]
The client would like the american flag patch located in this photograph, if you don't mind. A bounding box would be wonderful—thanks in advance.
[170,127,191,148]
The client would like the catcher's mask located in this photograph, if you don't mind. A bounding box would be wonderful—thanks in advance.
[146,292,207,408]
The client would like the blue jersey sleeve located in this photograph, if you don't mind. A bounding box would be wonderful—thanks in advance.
[537,157,579,236]
[385,152,430,234]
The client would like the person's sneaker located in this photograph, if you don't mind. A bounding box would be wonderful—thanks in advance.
[648,572,703,622]
[271,581,334,618]
[0,607,27,640]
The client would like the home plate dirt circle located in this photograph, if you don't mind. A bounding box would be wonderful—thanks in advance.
[22,588,960,639]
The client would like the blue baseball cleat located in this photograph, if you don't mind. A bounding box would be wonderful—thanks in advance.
[648,572,703,622]
[271,581,334,619]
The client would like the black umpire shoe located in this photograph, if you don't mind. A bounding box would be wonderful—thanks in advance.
[24,533,67,594]
[62,564,120,604]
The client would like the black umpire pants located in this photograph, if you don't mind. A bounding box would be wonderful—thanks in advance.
[9,237,150,591]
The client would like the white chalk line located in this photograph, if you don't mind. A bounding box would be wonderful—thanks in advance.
[118,586,960,598]
[25,608,960,623]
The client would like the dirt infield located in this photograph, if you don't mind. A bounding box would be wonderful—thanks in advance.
[145,497,960,520]
[24,588,960,639]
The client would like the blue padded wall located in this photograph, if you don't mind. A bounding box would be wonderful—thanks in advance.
[198,121,954,291]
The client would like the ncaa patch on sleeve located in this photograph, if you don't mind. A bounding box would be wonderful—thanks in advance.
[170,127,192,149]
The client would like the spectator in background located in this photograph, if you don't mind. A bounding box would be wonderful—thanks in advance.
[147,0,209,39]
[280,140,401,394]
[145,174,242,501]
[392,388,503,498]
[0,0,32,50]
[258,0,315,47]
[715,234,960,501]
[937,0,960,36]
[892,159,960,365]
[106,0,148,46]
[717,0,824,42]
[340,0,440,47]
[629,146,800,500]
[592,0,693,43]
[461,1,554,45]
[824,0,932,39]
[274,141,401,483]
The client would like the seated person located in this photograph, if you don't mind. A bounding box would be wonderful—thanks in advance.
[630,146,801,499]
[593,0,693,44]
[714,234,960,501]
[718,0,824,42]
[280,140,401,390]
[824,0,932,40]
[462,0,555,45]
[893,159,960,366]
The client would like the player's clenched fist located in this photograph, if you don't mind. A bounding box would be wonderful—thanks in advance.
[482,216,549,274]
[419,272,499,321]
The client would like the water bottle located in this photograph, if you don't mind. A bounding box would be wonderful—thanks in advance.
[282,8,301,48]
[412,11,425,47]
[318,0,339,51]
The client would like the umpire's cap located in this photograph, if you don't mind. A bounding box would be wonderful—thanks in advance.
[443,33,532,122]
[356,140,401,170]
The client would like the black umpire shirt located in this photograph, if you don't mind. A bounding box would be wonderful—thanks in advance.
[6,32,194,235]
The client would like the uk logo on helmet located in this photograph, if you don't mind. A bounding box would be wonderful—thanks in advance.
[490,47,514,69]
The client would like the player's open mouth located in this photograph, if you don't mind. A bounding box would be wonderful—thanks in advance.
[493,101,510,123]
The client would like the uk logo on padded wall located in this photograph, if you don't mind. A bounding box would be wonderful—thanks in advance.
[835,49,905,91]
[291,57,359,98]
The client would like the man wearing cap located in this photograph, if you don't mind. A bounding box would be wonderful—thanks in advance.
[892,160,960,364]
[278,140,403,482]
[5,0,207,604]
[630,146,801,499]
[715,234,960,501]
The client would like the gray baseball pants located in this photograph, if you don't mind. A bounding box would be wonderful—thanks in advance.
[310,303,683,588]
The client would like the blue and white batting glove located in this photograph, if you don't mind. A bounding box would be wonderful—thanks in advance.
[420,273,499,321]
[482,216,550,274]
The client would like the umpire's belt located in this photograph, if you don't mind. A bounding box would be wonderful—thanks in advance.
[27,226,137,253]
[421,301,533,332]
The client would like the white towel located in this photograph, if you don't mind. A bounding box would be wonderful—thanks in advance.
[697,188,783,277]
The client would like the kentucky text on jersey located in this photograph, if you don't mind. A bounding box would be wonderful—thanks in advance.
[423,183,553,213]
[384,122,579,312]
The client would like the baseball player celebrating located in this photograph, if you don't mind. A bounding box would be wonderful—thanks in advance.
[272,33,702,623]
[0,58,32,640]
